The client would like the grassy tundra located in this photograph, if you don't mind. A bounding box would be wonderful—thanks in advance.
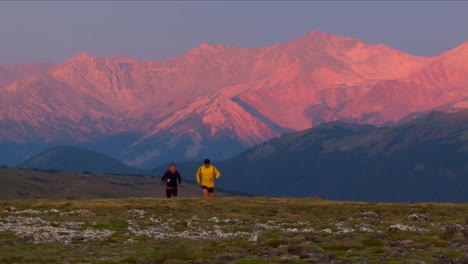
[1,198,468,263]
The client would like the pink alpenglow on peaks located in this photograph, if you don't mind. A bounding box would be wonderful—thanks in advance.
[0,30,467,167]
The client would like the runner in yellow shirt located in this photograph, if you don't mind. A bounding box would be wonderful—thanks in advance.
[195,159,221,198]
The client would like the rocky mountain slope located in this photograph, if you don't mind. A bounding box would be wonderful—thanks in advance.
[0,62,54,87]
[1,30,467,167]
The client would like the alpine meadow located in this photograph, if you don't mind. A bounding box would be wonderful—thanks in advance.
[1,1,468,263]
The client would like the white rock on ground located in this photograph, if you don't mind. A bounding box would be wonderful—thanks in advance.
[3,206,16,213]
[248,231,260,242]
[15,209,42,215]
[126,209,146,218]
[407,214,433,222]
[149,217,162,223]
[337,227,355,234]
[60,209,96,217]
[0,215,114,245]
[388,224,428,233]
[208,217,220,223]
[353,211,381,220]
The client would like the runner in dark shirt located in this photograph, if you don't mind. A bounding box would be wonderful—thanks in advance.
[161,163,182,198]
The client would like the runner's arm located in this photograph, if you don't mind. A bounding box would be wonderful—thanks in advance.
[214,167,221,179]
[195,168,201,184]
[161,171,168,182]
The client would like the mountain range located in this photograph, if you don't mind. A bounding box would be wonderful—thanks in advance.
[1,30,467,168]
[170,110,468,202]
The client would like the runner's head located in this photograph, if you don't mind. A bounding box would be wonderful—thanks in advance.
[169,163,176,173]
[204,159,211,168]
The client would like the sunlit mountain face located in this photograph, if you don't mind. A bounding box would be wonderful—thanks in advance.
[1,30,467,168]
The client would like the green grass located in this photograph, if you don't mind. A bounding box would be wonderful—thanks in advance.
[0,197,467,263]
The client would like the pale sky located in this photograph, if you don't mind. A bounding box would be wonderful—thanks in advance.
[0,1,467,64]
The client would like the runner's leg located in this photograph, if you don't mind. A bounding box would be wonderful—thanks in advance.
[202,187,209,198]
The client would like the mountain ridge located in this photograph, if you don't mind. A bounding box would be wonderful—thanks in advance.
[1,30,467,167]
[167,109,468,202]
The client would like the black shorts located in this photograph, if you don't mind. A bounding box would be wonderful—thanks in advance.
[202,186,214,193]
[166,187,178,198]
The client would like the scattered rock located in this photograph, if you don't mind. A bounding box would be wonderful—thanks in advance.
[321,229,333,234]
[3,206,16,213]
[127,219,137,226]
[149,217,161,223]
[356,223,374,232]
[61,209,96,217]
[284,228,299,233]
[388,224,428,233]
[81,228,115,241]
[223,219,243,225]
[128,223,249,240]
[16,209,42,215]
[21,217,49,225]
[208,217,220,223]
[280,255,301,261]
[335,221,345,228]
[354,211,381,221]
[360,227,374,232]
[191,215,200,220]
[18,226,63,244]
[126,209,145,218]
[0,215,113,244]
[49,209,60,214]
[125,238,137,244]
[334,222,354,234]
[337,227,354,234]
[248,231,259,242]
[255,223,275,230]
[398,240,414,247]
[407,213,433,222]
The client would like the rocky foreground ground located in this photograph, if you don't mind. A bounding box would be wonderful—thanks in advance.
[0,198,468,263]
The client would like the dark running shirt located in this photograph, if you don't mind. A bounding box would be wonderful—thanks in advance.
[162,170,182,188]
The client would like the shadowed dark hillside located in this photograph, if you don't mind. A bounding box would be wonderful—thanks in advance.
[168,110,468,202]
[0,167,228,199]
[20,146,145,175]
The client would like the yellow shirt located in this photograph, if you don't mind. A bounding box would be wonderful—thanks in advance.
[195,165,221,188]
